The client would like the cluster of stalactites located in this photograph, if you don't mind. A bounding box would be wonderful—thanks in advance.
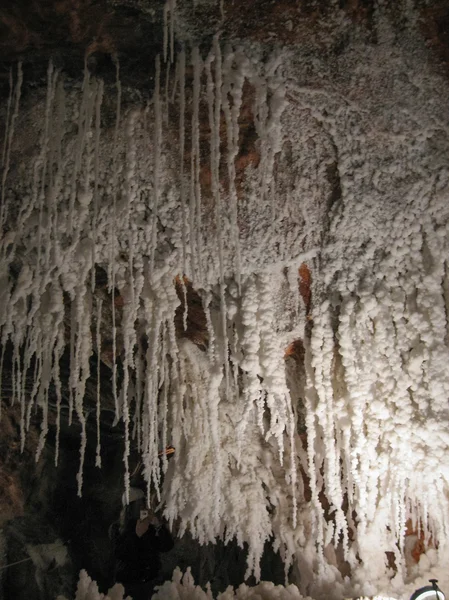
[0,42,306,580]
[301,157,449,586]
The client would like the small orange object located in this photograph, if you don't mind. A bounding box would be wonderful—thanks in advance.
[158,446,175,457]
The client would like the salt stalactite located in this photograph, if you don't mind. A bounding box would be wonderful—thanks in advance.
[236,274,263,441]
[188,48,199,282]
[298,126,449,591]
[68,63,89,233]
[163,1,169,64]
[178,49,187,279]
[10,40,449,592]
[142,294,163,500]
[1,68,13,167]
[221,48,244,294]
[91,80,104,293]
[68,304,76,425]
[110,57,122,425]
[203,291,216,364]
[54,319,65,467]
[150,56,162,279]
[191,47,203,285]
[162,0,177,64]
[74,286,93,496]
[141,278,181,503]
[0,62,22,232]
[121,109,144,502]
[35,283,66,463]
[169,0,176,64]
[38,63,58,291]
[95,297,103,469]
[205,39,231,397]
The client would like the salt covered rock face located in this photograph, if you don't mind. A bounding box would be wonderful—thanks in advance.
[1,2,449,599]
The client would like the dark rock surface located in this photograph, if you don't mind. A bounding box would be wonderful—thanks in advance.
[0,402,285,599]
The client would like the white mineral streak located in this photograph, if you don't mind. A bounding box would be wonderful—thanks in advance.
[95,297,102,468]
[111,57,122,427]
[1,62,22,231]
[2,23,449,600]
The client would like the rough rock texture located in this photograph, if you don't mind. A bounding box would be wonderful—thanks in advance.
[0,402,285,598]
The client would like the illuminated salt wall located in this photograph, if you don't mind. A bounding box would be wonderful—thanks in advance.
[2,15,449,598]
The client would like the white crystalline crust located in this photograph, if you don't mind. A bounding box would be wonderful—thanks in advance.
[2,6,449,598]
[57,569,449,600]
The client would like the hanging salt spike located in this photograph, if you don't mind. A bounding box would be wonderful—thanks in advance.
[142,297,163,501]
[12,344,21,434]
[169,0,176,64]
[239,275,263,442]
[74,287,93,496]
[1,62,22,232]
[229,316,240,391]
[266,65,287,224]
[77,71,96,240]
[160,323,169,474]
[1,68,12,167]
[166,311,183,452]
[91,79,104,293]
[207,39,230,397]
[203,291,216,363]
[287,399,298,528]
[34,324,54,460]
[68,62,90,233]
[110,56,122,424]
[318,308,347,546]
[0,68,13,235]
[165,60,171,131]
[48,79,66,276]
[35,301,58,462]
[150,55,161,278]
[163,0,176,64]
[177,61,188,331]
[20,333,33,433]
[37,63,58,283]
[54,319,64,466]
[68,302,76,425]
[95,297,103,468]
[191,47,203,284]
[178,50,188,281]
[121,109,142,500]
[26,342,43,435]
[133,341,144,448]
[171,50,180,103]
[252,72,268,203]
[122,367,131,504]
[180,276,188,332]
[222,48,243,294]
[163,1,169,64]
[188,49,198,281]
[303,339,324,541]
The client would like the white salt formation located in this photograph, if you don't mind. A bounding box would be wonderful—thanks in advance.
[2,12,449,599]
[59,568,444,600]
